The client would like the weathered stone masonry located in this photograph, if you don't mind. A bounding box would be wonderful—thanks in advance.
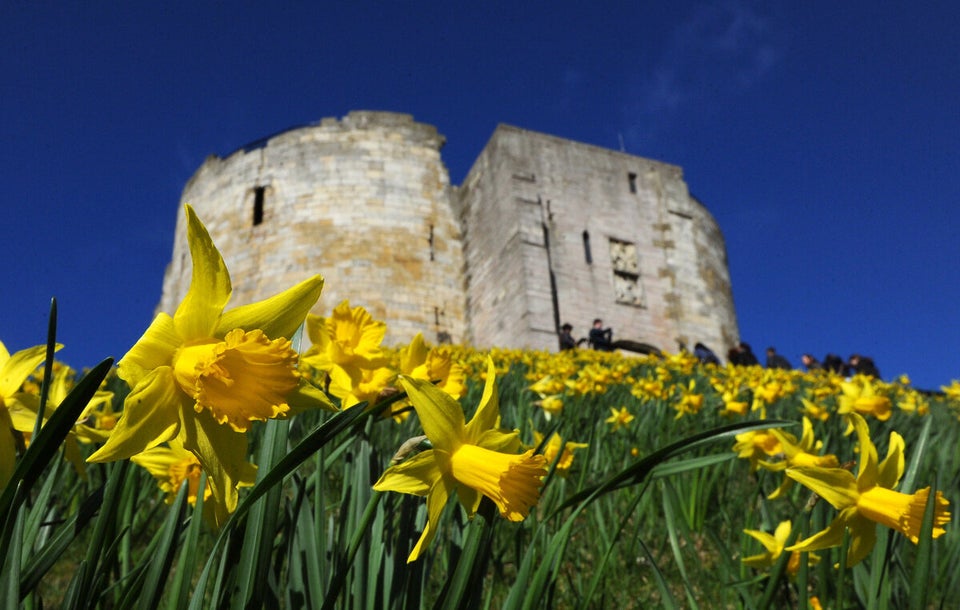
[159,111,739,357]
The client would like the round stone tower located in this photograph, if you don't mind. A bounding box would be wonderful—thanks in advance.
[159,111,466,345]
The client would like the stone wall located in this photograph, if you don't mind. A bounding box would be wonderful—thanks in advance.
[456,125,739,355]
[159,111,467,345]
[159,113,738,359]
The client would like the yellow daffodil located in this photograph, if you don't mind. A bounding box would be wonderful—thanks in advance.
[533,431,587,477]
[328,365,396,410]
[838,377,892,422]
[897,389,929,416]
[800,398,831,422]
[673,379,704,419]
[88,205,330,522]
[304,300,388,374]
[786,413,951,566]
[733,429,782,472]
[399,333,466,401]
[940,380,960,401]
[1,339,61,489]
[605,406,634,432]
[759,417,839,500]
[373,358,547,562]
[15,365,114,479]
[131,439,216,506]
[535,394,564,418]
[742,520,819,577]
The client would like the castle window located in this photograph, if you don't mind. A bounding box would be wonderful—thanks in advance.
[628,172,637,194]
[582,230,592,264]
[252,186,265,226]
[609,238,646,307]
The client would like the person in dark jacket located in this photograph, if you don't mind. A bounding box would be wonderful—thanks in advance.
[728,342,759,366]
[823,353,845,375]
[848,354,881,378]
[765,347,792,370]
[694,342,721,365]
[558,323,577,351]
[801,353,822,371]
[588,319,614,351]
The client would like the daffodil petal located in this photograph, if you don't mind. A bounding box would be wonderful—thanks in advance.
[788,515,847,554]
[117,313,180,388]
[844,512,877,567]
[465,358,500,440]
[0,344,59,397]
[877,431,905,489]
[63,436,87,479]
[474,428,522,453]
[6,394,41,433]
[399,333,429,375]
[0,410,17,489]
[399,376,465,453]
[128,445,177,473]
[174,205,232,340]
[87,367,182,462]
[743,529,779,554]
[455,482,483,517]
[408,475,453,563]
[287,379,338,414]
[373,449,442,496]
[217,275,324,341]
[181,409,255,524]
[851,413,879,488]
[786,466,859,510]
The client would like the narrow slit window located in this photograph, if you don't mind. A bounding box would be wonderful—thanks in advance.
[252,186,265,226]
[582,230,592,264]
[628,172,637,194]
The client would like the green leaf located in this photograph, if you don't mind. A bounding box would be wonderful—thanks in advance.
[135,478,190,610]
[909,476,938,610]
[168,474,207,610]
[189,401,372,610]
[552,420,795,516]
[1,497,24,608]
[232,417,290,609]
[19,485,104,597]
[0,359,113,527]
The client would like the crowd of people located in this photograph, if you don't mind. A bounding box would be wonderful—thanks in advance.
[558,322,881,379]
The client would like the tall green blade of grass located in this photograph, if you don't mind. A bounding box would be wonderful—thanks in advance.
[576,485,646,610]
[120,478,190,610]
[188,401,369,610]
[1,498,25,607]
[434,500,496,610]
[167,474,207,610]
[230,417,291,609]
[66,458,130,609]
[0,358,113,529]
[19,484,103,597]
[909,476,939,610]
[30,299,58,441]
[661,480,699,610]
[552,420,795,514]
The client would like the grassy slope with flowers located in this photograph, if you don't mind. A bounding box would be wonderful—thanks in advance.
[3,335,958,609]
[1,205,956,609]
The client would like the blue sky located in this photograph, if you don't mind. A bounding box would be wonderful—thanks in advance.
[2,2,958,390]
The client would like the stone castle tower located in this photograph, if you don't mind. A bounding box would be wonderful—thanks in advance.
[159,111,739,356]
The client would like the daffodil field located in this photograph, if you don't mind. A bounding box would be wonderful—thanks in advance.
[2,207,957,609]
